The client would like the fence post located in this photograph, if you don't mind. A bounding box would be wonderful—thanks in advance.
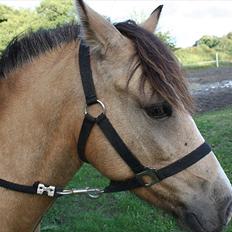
[216,52,219,68]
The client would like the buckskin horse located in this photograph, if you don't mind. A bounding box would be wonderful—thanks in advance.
[0,1,231,232]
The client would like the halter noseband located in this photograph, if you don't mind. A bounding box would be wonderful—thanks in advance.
[0,42,211,198]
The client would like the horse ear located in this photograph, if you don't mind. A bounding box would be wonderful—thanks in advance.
[140,5,163,33]
[75,0,123,52]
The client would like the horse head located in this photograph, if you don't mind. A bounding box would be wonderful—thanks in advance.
[75,1,232,231]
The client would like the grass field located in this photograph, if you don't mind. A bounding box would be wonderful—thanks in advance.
[41,107,232,232]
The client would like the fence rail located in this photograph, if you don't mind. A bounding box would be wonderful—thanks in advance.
[180,53,232,68]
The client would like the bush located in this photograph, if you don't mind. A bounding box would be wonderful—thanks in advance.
[195,35,221,48]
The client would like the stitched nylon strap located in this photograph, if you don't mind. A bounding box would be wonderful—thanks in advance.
[77,43,146,174]
[104,178,143,193]
[156,142,211,180]
[0,179,39,194]
[96,114,145,173]
[77,114,96,162]
[77,113,211,193]
[79,42,98,105]
[104,142,211,193]
[0,179,62,197]
[77,113,145,173]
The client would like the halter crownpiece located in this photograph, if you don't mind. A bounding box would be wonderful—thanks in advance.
[0,42,212,198]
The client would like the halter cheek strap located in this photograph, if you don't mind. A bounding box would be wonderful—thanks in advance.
[77,42,212,193]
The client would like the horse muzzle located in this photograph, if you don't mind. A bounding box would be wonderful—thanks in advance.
[181,197,232,232]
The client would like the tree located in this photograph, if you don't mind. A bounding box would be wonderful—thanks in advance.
[0,6,40,52]
[0,0,77,53]
[36,0,75,28]
[0,5,13,23]
[195,35,220,48]
[227,32,232,40]
[156,31,176,50]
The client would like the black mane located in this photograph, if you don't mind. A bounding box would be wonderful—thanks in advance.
[0,24,80,78]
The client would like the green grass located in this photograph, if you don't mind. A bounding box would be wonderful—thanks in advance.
[41,107,232,232]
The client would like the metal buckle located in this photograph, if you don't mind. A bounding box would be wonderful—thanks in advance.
[37,183,56,197]
[84,100,106,117]
[136,168,160,187]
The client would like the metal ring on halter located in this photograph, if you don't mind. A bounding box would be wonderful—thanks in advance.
[86,187,104,199]
[84,100,106,116]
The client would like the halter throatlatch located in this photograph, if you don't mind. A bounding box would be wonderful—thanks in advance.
[0,42,211,198]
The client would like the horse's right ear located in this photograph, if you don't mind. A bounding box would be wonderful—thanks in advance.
[75,0,123,52]
[140,5,163,33]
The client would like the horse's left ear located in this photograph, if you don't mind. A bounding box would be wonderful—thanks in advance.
[75,0,124,52]
[140,5,163,33]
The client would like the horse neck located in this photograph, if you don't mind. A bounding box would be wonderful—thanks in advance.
[0,41,83,231]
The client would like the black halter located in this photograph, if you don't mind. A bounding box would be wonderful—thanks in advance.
[0,42,211,198]
[77,42,212,193]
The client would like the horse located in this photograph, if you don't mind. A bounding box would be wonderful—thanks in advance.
[0,0,231,231]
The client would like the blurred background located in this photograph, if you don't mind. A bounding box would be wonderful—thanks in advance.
[0,1,231,232]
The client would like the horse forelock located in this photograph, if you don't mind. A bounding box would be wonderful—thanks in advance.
[115,20,194,113]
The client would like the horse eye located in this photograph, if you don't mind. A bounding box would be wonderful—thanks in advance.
[144,102,172,119]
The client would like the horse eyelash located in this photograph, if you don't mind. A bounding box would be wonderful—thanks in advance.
[144,102,173,119]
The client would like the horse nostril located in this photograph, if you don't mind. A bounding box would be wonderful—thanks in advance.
[224,201,232,225]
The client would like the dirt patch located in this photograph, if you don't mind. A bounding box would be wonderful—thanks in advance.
[186,66,232,84]
[185,66,232,112]
[194,88,232,113]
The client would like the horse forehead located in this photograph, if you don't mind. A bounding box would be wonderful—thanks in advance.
[105,38,135,66]
[113,63,157,105]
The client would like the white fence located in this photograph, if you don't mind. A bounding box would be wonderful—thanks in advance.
[181,53,232,68]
